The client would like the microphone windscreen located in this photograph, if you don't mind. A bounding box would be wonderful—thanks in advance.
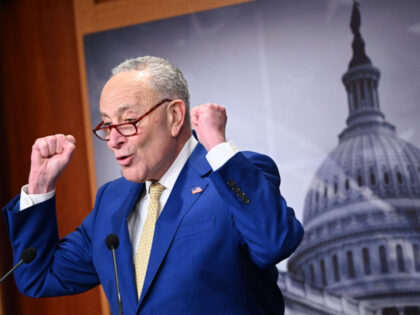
[106,234,119,250]
[20,248,37,264]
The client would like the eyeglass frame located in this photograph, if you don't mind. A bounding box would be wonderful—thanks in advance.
[92,98,173,141]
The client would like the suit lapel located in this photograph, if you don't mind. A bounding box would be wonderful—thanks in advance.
[109,181,144,312]
[137,143,212,309]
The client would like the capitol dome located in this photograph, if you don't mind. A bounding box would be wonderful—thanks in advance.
[288,3,420,314]
[303,122,420,225]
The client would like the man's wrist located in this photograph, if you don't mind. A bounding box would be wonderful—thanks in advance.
[28,180,56,195]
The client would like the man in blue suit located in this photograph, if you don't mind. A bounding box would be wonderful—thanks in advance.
[3,56,303,314]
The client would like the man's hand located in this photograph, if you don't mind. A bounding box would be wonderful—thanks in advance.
[190,103,227,151]
[28,134,76,194]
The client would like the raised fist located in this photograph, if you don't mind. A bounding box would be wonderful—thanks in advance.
[190,103,227,151]
[28,134,76,194]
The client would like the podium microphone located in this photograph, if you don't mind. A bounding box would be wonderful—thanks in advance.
[106,234,122,315]
[0,248,37,283]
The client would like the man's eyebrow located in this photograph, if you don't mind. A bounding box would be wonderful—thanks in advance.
[100,104,137,118]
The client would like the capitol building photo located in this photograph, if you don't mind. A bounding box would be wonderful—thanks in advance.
[279,3,420,315]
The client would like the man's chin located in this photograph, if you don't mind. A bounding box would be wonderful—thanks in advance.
[121,170,146,183]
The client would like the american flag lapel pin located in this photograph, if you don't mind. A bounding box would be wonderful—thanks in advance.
[191,186,203,195]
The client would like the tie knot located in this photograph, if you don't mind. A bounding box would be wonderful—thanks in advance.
[149,182,165,201]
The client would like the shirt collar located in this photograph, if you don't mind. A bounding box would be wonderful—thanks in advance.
[145,135,198,194]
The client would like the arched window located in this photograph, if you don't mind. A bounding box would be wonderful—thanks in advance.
[396,244,406,272]
[362,247,371,275]
[334,182,338,194]
[315,191,319,203]
[413,244,420,272]
[384,172,390,185]
[396,172,404,184]
[332,255,340,282]
[408,165,416,184]
[346,251,356,279]
[345,179,350,191]
[359,80,365,102]
[370,173,376,186]
[382,307,399,315]
[352,82,358,109]
[320,259,327,286]
[310,264,315,284]
[324,186,328,199]
[379,245,388,273]
[357,175,363,187]
[404,306,420,315]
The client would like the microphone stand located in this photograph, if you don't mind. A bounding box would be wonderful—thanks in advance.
[111,246,123,315]
[106,234,122,315]
[1,248,37,283]
[0,260,24,283]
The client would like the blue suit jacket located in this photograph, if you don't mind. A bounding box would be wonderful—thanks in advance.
[3,143,303,314]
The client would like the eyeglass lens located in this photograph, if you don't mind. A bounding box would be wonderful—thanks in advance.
[97,123,137,140]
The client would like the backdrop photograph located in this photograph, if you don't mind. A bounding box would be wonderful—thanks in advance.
[1,0,419,314]
[84,0,420,313]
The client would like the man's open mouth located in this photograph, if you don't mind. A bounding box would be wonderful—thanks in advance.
[116,155,133,166]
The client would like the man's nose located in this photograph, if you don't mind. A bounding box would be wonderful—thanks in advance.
[107,127,127,149]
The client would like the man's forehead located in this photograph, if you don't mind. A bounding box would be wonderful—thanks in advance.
[102,70,153,96]
[99,103,140,117]
[100,70,156,116]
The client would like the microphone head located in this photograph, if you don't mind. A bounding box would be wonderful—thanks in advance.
[20,248,37,264]
[106,234,119,250]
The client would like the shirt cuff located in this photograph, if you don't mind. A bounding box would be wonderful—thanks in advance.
[206,141,239,170]
[20,184,56,211]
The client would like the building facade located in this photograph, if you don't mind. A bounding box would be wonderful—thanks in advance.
[286,3,420,315]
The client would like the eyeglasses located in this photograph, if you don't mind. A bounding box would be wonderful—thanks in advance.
[93,99,172,141]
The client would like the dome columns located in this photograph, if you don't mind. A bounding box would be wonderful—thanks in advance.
[342,65,385,128]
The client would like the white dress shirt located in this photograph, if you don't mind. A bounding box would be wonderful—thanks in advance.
[20,136,239,257]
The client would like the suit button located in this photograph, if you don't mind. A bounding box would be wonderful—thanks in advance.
[233,186,240,193]
[243,197,250,204]
[237,191,245,198]
[227,180,235,187]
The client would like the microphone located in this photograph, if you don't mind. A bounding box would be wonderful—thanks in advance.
[106,234,122,315]
[1,248,37,283]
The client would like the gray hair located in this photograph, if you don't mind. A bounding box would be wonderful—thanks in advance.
[112,56,190,112]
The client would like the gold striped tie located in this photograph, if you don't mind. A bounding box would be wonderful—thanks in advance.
[135,182,165,299]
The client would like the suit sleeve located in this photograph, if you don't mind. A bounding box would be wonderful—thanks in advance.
[1,190,102,297]
[208,151,304,269]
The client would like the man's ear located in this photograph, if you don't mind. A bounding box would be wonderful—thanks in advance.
[167,100,186,137]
